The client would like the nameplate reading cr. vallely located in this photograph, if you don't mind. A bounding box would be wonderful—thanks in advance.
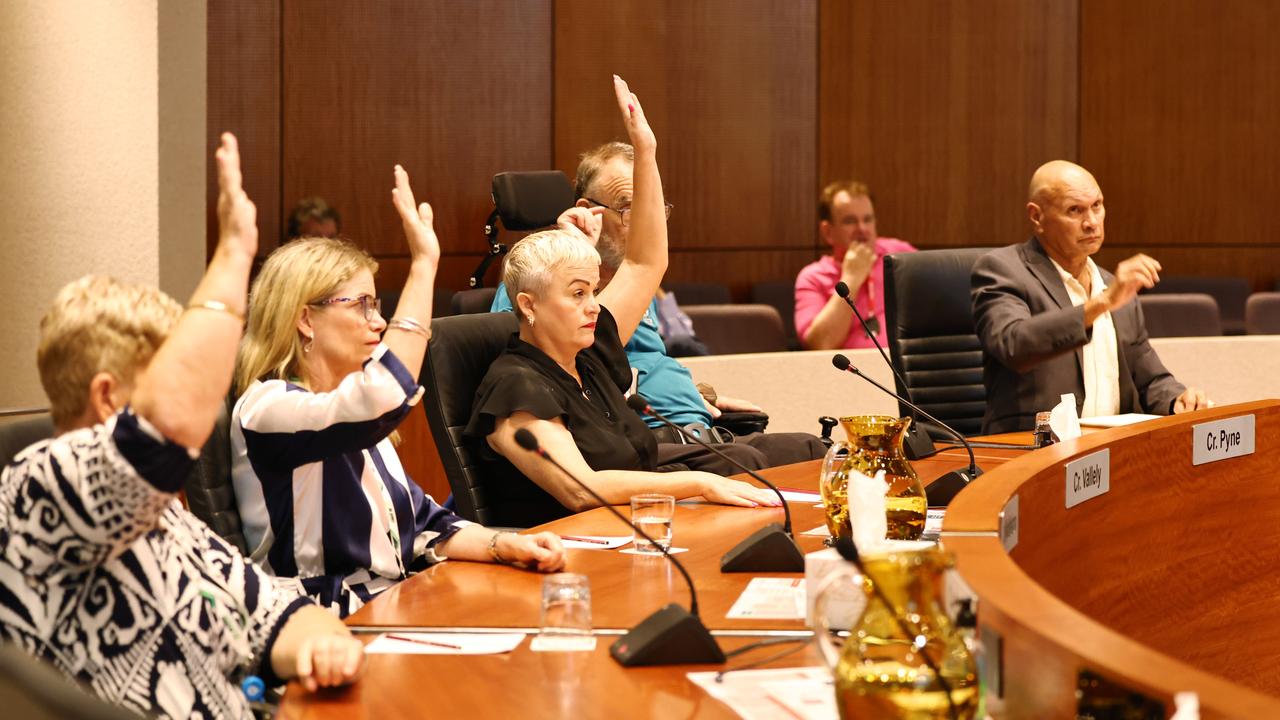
[1064,449,1110,509]
[1192,415,1256,466]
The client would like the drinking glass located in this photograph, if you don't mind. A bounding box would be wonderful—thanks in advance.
[630,493,675,554]
[541,573,592,636]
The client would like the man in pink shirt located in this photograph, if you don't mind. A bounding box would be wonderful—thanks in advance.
[794,180,917,349]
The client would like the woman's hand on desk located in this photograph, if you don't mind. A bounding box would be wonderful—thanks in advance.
[694,474,782,508]
[294,632,365,692]
[497,531,567,572]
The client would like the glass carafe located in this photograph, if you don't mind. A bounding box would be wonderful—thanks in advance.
[814,546,978,719]
[820,415,926,541]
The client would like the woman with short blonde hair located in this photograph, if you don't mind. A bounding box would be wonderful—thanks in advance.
[232,167,564,618]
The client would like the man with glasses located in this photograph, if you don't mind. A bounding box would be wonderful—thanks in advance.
[491,142,825,474]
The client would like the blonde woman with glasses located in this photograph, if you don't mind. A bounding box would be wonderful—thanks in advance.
[231,167,563,618]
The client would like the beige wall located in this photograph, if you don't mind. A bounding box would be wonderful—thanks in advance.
[0,1,205,412]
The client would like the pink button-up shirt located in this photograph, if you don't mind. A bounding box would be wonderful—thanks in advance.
[794,238,917,349]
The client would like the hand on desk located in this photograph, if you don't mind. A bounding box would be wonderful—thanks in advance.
[497,531,567,572]
[295,631,365,693]
[698,475,783,508]
[1173,387,1212,413]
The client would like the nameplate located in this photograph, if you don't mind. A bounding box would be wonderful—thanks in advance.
[1000,495,1019,552]
[1192,415,1255,466]
[1064,449,1110,509]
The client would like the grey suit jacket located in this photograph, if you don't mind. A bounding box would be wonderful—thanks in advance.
[971,237,1185,433]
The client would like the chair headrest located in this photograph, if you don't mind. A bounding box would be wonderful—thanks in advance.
[491,171,575,231]
[886,248,989,338]
[425,312,521,425]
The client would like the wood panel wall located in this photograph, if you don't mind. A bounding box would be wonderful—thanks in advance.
[1080,0,1280,289]
[208,0,1280,501]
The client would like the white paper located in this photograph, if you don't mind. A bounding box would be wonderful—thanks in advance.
[529,635,598,652]
[778,488,822,503]
[619,546,688,555]
[365,632,526,655]
[688,667,837,720]
[921,508,945,540]
[556,534,633,550]
[1079,413,1160,428]
[726,577,806,620]
[801,524,831,537]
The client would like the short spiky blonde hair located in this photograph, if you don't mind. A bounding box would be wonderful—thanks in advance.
[37,275,182,428]
[236,237,378,395]
[502,229,601,320]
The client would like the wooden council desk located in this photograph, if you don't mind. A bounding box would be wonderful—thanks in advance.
[279,403,1280,718]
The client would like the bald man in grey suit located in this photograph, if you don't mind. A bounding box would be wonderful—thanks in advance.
[971,161,1209,433]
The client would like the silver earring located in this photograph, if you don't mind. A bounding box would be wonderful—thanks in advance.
[303,335,314,353]
[527,315,535,326]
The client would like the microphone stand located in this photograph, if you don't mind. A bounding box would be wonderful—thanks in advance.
[832,355,982,507]
[625,394,804,573]
[834,281,938,460]
[513,429,725,667]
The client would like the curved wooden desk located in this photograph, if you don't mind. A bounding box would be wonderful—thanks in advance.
[277,444,1020,718]
[943,400,1280,719]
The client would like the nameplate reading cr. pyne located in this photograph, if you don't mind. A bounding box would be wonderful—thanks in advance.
[1000,495,1019,552]
[1064,449,1110,509]
[1192,415,1255,466]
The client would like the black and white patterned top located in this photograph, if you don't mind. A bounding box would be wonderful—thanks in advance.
[0,409,310,720]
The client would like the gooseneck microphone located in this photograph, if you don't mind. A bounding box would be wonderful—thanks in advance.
[831,354,982,507]
[834,280,938,461]
[512,428,725,667]
[625,394,804,573]
[833,535,959,720]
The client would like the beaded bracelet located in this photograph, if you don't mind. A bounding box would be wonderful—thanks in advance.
[488,530,514,565]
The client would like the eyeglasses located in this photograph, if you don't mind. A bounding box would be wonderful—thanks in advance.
[583,197,674,227]
[311,294,382,322]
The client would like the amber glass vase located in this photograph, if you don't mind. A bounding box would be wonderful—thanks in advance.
[820,415,926,541]
[815,547,978,719]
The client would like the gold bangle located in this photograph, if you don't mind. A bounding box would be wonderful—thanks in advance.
[187,299,244,322]
[488,530,513,565]
[387,316,432,340]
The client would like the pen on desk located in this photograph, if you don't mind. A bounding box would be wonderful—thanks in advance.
[559,535,610,545]
[386,634,463,650]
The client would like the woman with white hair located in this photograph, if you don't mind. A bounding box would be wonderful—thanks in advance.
[465,77,780,527]
[231,164,564,618]
[0,135,363,719]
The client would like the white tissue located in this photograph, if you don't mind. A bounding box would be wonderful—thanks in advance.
[1170,692,1199,720]
[1049,392,1082,441]
[846,468,890,555]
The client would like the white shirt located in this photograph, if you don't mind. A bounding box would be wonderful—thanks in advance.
[1050,257,1121,417]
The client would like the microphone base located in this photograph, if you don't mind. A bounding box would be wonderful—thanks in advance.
[610,603,726,667]
[925,467,983,507]
[904,422,939,460]
[719,523,806,573]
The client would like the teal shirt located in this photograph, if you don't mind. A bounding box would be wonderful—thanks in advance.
[490,283,711,427]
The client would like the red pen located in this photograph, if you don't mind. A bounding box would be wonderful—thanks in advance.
[559,535,610,545]
[386,634,462,650]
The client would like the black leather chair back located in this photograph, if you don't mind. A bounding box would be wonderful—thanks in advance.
[884,248,990,438]
[421,312,519,524]
[452,287,499,315]
[183,397,249,555]
[0,414,54,468]
[751,280,799,348]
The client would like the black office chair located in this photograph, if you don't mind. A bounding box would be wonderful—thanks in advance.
[751,280,799,349]
[420,312,520,524]
[884,248,991,438]
[0,644,139,720]
[0,413,55,468]
[183,396,249,556]
[451,287,499,315]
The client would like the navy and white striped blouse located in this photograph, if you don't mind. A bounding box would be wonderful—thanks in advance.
[231,344,469,617]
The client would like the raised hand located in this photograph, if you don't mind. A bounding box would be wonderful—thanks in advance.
[391,165,441,267]
[215,132,258,259]
[1104,253,1162,310]
[557,206,605,247]
[613,75,656,153]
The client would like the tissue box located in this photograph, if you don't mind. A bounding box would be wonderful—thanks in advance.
[804,547,866,630]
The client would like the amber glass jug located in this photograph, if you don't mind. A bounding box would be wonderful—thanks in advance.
[814,546,978,719]
[819,415,927,541]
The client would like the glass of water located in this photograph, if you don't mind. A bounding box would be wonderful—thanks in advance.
[630,493,675,554]
[541,573,592,636]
